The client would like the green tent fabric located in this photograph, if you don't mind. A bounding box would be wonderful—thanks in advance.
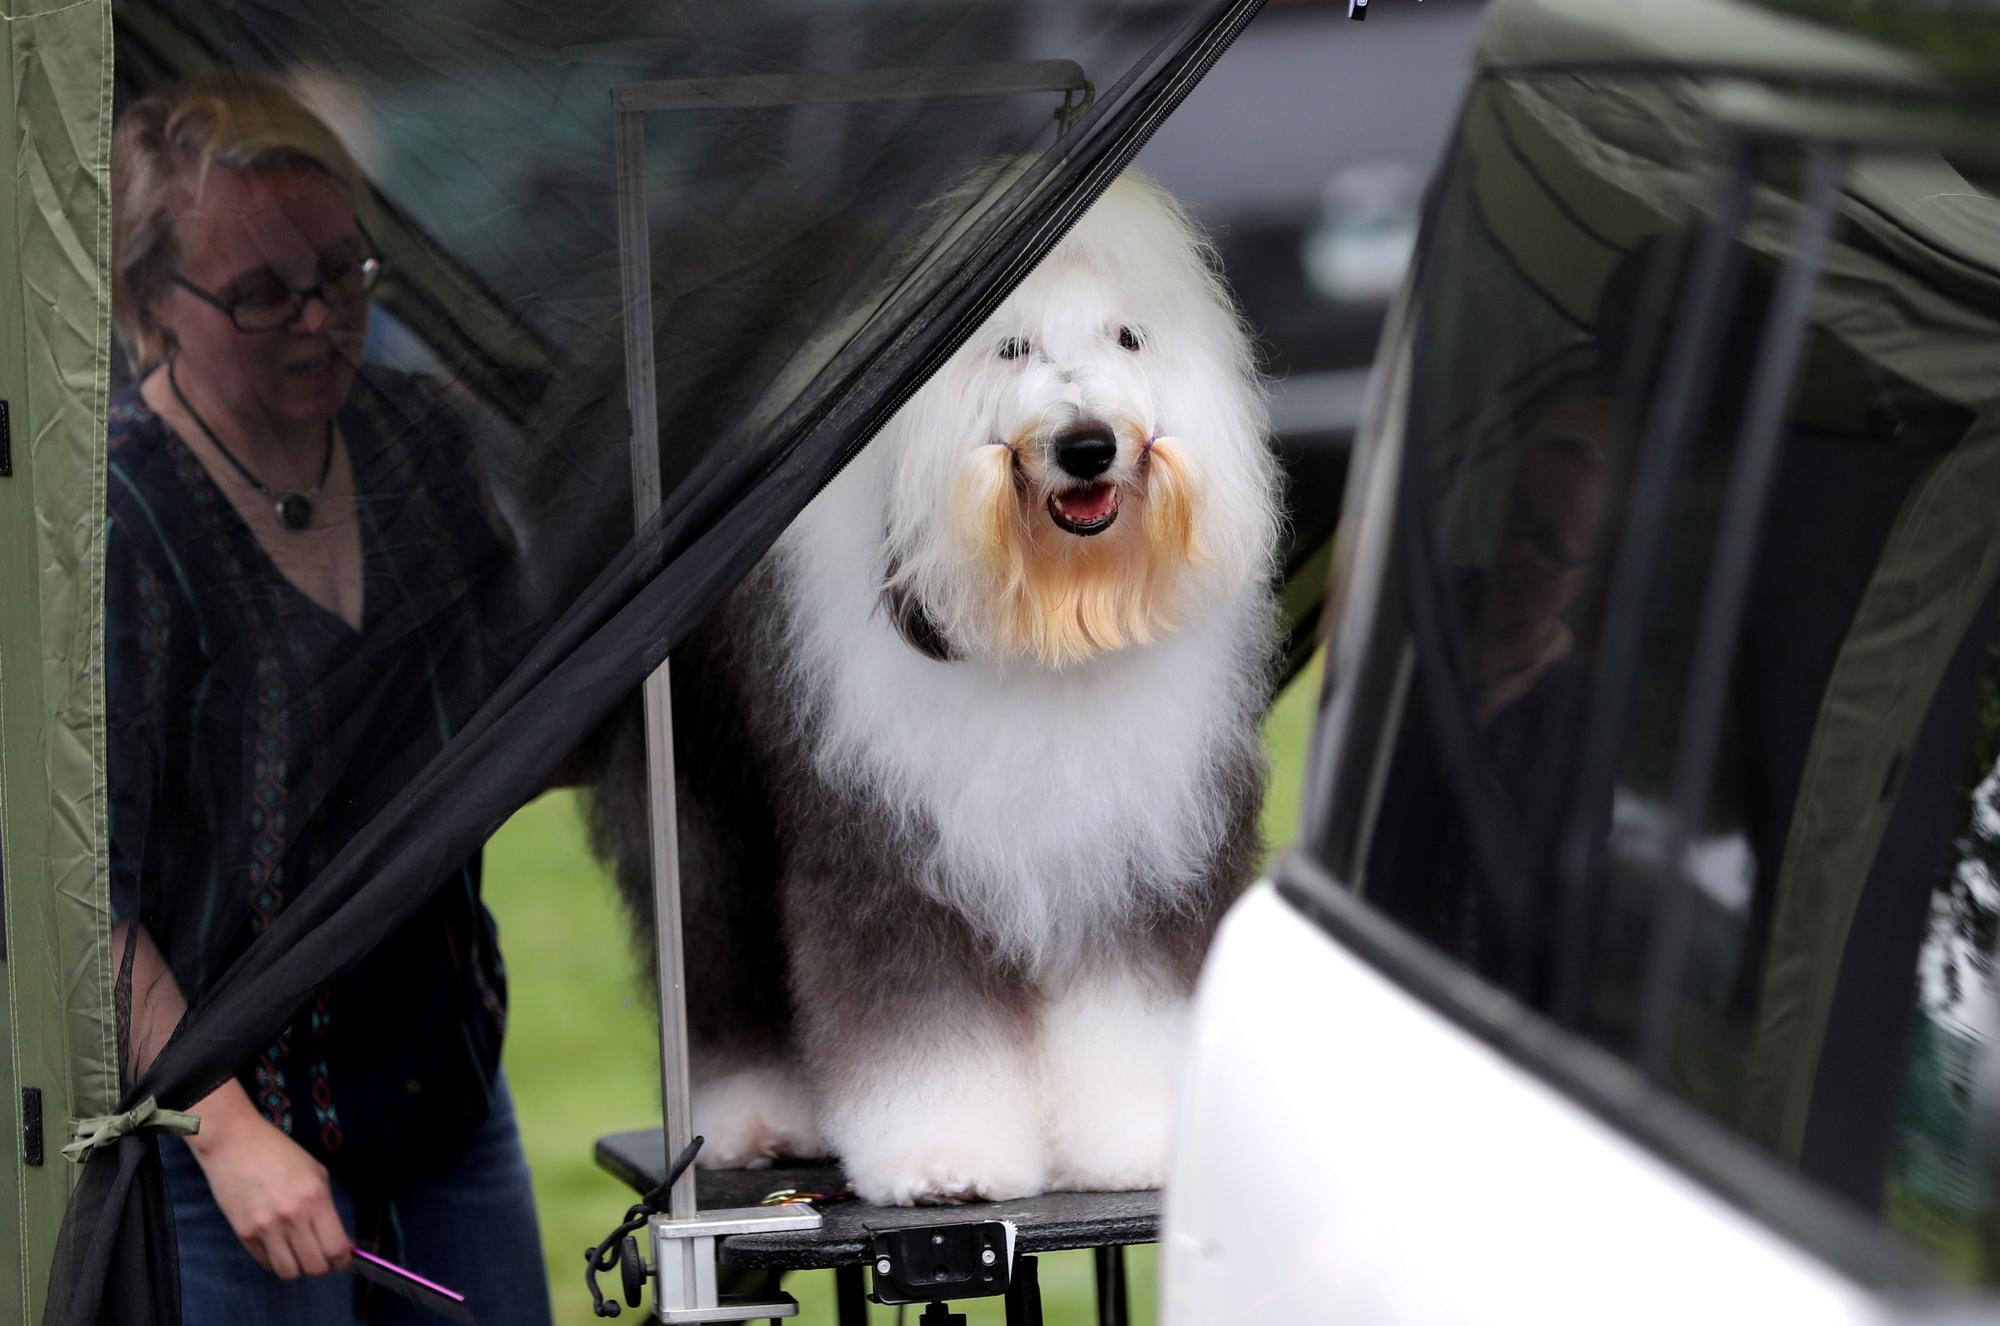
[1,1,117,1321]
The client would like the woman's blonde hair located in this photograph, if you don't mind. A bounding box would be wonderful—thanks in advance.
[112,71,369,367]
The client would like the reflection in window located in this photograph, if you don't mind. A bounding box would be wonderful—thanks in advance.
[1335,69,2000,1285]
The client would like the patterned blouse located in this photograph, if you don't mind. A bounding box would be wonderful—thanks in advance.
[106,367,511,1178]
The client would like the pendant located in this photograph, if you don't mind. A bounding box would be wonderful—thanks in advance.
[275,493,314,531]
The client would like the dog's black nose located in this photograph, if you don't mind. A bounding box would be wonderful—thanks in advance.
[1054,426,1117,480]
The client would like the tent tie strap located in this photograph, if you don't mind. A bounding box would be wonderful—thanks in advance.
[61,1097,201,1162]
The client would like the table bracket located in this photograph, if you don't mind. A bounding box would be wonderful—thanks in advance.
[644,1205,824,1323]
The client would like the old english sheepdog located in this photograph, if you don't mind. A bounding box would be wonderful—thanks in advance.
[589,169,1281,1205]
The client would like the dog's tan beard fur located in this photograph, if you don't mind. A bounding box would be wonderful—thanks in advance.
[945,432,1205,667]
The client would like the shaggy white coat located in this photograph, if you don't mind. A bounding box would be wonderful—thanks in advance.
[702,170,1279,1203]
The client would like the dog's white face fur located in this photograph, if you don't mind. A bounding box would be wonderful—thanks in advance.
[882,171,1278,667]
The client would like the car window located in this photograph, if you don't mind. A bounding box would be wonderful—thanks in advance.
[1316,70,2000,1283]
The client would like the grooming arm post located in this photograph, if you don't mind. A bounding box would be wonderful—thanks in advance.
[614,96,698,1228]
[615,86,818,1325]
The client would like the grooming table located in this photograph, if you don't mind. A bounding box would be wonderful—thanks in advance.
[595,1129,1154,1325]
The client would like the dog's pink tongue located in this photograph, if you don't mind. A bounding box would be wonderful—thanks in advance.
[1056,483,1117,522]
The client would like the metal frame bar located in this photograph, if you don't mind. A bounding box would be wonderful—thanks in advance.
[1545,151,1758,1027]
[613,73,698,1229]
[614,61,1088,115]
[1637,140,1847,1081]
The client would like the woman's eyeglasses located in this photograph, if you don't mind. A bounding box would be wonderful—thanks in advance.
[173,237,384,334]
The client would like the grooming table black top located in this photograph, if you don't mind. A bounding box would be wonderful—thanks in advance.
[594,1130,1159,1271]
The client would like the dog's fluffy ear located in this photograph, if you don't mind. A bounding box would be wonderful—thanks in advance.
[883,581,959,662]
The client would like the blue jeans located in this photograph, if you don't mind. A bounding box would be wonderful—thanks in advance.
[160,1077,553,1326]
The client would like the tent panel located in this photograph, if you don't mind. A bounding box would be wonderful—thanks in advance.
[0,0,116,1320]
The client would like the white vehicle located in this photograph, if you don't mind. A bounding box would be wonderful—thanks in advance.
[1165,0,2000,1320]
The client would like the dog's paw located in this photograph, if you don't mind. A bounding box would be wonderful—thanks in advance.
[690,1062,826,1170]
[824,1050,1048,1205]
[848,1147,1048,1206]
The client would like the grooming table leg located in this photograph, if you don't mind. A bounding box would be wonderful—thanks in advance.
[1093,1246,1129,1326]
[1005,1253,1043,1326]
[834,1264,868,1326]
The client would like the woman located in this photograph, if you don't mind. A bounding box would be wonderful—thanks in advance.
[107,72,550,1324]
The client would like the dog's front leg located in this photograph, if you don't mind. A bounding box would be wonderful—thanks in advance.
[786,880,1048,1206]
[1040,964,1189,1193]
[812,1002,1049,1207]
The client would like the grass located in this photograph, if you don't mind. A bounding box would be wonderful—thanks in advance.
[483,653,1323,1325]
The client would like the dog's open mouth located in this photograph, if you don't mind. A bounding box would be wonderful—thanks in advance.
[1047,483,1120,536]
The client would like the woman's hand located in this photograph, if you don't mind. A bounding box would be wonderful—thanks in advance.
[186,1079,353,1279]
[112,925,351,1279]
